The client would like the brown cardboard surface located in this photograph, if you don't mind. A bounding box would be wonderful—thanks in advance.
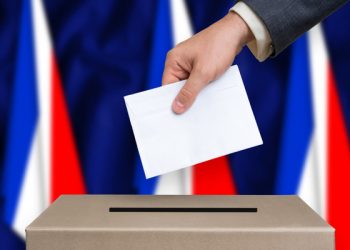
[26,195,334,250]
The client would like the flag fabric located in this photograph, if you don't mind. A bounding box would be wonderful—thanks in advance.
[0,221,24,249]
[327,66,350,249]
[324,4,350,135]
[275,24,350,248]
[42,0,158,194]
[0,0,350,249]
[2,0,39,234]
[1,0,85,243]
[132,0,172,195]
[275,34,313,197]
[0,0,21,195]
[323,7,350,247]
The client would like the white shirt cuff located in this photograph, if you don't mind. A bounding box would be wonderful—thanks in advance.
[230,1,273,62]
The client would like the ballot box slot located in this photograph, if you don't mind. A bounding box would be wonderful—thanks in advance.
[109,207,257,213]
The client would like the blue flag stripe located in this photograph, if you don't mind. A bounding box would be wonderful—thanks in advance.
[275,34,313,194]
[133,0,173,194]
[1,0,38,224]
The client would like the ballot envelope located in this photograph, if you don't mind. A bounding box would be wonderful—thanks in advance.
[26,195,334,250]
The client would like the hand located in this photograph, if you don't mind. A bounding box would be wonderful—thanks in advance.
[162,12,253,114]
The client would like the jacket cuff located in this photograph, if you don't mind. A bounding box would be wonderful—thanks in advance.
[230,1,273,62]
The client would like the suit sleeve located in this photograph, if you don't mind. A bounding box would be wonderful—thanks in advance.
[241,0,349,56]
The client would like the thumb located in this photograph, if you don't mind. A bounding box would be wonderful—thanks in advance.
[172,68,210,114]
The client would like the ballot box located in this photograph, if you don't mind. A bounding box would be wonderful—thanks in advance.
[26,195,334,250]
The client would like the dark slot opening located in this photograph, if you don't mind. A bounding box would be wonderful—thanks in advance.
[109,207,257,213]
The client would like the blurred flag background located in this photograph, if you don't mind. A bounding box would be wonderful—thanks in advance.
[0,0,349,249]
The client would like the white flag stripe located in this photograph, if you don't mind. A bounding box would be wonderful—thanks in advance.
[298,135,322,214]
[299,25,328,218]
[308,25,329,218]
[155,0,193,195]
[13,129,43,237]
[32,0,52,205]
[155,170,188,194]
[170,0,193,45]
[12,0,53,238]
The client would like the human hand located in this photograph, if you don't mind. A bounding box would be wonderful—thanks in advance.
[162,11,253,114]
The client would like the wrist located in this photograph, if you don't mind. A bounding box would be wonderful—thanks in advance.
[224,11,254,47]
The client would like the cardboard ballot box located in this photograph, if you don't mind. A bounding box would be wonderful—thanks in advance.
[26,195,334,250]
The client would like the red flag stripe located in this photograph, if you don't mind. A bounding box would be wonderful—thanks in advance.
[327,65,350,249]
[51,56,86,202]
[193,156,236,194]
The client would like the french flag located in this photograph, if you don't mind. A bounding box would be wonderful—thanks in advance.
[137,1,350,248]
[2,0,85,238]
[276,25,350,248]
[133,0,236,195]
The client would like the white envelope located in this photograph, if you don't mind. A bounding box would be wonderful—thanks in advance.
[124,65,262,178]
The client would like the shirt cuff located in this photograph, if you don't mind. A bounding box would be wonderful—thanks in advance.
[230,1,273,62]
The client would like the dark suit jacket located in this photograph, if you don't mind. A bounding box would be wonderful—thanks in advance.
[241,0,349,55]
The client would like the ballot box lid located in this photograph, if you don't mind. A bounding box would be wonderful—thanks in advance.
[26,195,333,232]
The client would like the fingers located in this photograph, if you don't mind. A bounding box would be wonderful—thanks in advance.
[172,67,211,114]
[162,50,189,86]
[162,65,180,86]
[162,49,213,114]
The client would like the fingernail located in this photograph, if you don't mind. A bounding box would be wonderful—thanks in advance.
[173,100,185,114]
[175,100,185,108]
